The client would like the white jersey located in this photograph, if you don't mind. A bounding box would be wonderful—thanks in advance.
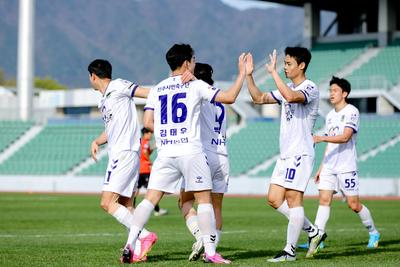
[323,104,359,173]
[271,79,319,159]
[144,76,220,157]
[200,101,228,155]
[98,78,141,154]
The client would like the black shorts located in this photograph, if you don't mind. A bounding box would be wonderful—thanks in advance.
[138,173,150,189]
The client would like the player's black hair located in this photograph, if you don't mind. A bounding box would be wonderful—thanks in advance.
[166,43,194,71]
[284,47,312,72]
[141,127,152,135]
[330,76,351,100]
[88,59,112,79]
[194,63,214,85]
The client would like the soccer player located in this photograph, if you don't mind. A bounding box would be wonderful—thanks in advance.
[134,127,168,216]
[179,63,231,261]
[88,59,157,263]
[309,76,380,256]
[245,48,319,262]
[121,43,247,264]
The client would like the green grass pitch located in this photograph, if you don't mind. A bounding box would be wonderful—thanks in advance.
[0,193,399,266]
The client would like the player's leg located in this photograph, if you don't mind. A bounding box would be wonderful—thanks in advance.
[303,171,337,252]
[268,188,302,262]
[101,151,143,234]
[121,189,163,263]
[339,172,380,248]
[209,153,229,247]
[122,156,180,263]
[269,160,317,239]
[179,190,204,261]
[211,192,224,246]
[347,196,380,248]
[183,153,230,264]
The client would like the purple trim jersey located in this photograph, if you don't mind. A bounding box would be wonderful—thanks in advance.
[271,79,319,159]
[323,104,360,173]
[98,78,141,154]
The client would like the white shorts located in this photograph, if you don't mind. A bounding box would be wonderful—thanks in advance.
[318,169,359,196]
[181,152,229,193]
[270,155,314,192]
[102,151,139,198]
[148,152,212,194]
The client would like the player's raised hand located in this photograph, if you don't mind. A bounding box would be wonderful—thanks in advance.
[91,140,99,162]
[181,70,196,84]
[238,52,246,75]
[265,49,277,74]
[245,53,254,75]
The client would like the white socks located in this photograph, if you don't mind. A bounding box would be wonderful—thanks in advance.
[186,215,222,247]
[112,205,133,228]
[277,201,317,237]
[216,230,222,247]
[358,205,378,234]
[285,207,304,255]
[197,203,217,256]
[315,205,330,234]
[126,199,154,246]
[186,215,202,241]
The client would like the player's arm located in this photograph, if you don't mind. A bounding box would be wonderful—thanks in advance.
[245,53,277,104]
[91,131,107,161]
[143,109,155,133]
[267,49,306,103]
[314,127,354,144]
[134,86,150,98]
[213,53,246,104]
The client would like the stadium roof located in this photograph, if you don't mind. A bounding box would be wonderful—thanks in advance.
[259,0,377,12]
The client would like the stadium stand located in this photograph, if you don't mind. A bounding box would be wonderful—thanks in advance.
[0,122,103,175]
[346,44,400,89]
[258,41,375,91]
[77,154,108,176]
[227,119,280,176]
[358,141,400,177]
[0,120,34,153]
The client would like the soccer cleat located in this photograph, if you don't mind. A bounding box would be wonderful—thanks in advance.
[298,241,325,249]
[203,252,231,264]
[306,232,327,258]
[367,232,380,249]
[120,244,144,264]
[189,238,204,261]
[267,250,296,262]
[153,208,168,216]
[138,232,158,259]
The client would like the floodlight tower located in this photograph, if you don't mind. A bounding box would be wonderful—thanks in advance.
[17,0,35,121]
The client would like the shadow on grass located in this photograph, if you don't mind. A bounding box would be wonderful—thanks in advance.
[146,246,277,262]
[310,243,400,260]
[350,238,400,248]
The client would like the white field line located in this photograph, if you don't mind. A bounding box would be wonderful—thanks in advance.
[0,227,384,239]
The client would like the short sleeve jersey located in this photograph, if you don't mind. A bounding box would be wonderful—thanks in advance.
[98,78,141,154]
[144,76,220,157]
[200,101,228,155]
[271,79,319,158]
[323,104,360,173]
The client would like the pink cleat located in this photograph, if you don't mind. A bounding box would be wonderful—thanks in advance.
[138,232,158,260]
[203,252,231,264]
[120,244,146,264]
